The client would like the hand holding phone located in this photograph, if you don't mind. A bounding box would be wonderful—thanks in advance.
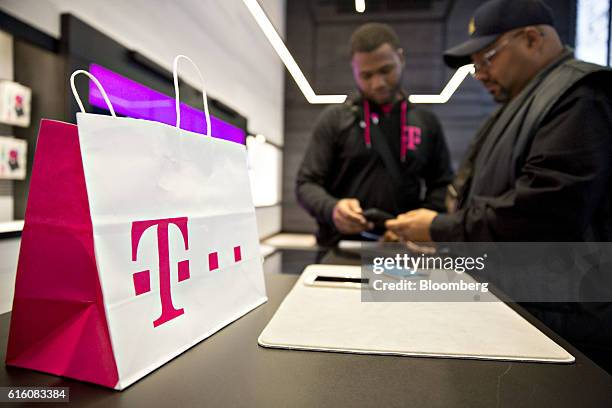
[362,208,394,230]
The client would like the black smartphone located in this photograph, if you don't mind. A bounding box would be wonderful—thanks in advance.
[362,208,394,229]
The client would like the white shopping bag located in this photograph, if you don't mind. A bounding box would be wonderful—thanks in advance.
[80,56,268,389]
[6,55,267,390]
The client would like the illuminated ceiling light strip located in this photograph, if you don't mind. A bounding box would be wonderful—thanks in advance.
[355,0,366,13]
[242,0,347,104]
[242,1,472,106]
[408,64,475,104]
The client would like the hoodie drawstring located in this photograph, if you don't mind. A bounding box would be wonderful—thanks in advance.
[363,99,410,162]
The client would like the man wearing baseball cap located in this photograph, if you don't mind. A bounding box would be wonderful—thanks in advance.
[386,0,612,371]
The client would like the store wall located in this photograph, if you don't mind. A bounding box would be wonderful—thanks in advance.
[12,39,65,221]
[0,30,14,222]
[281,0,576,233]
[0,0,286,236]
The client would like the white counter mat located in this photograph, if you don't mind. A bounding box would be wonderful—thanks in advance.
[259,265,574,363]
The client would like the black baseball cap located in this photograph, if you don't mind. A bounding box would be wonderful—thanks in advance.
[443,0,554,68]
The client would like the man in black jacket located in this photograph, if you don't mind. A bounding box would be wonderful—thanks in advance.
[296,23,454,246]
[386,0,612,373]
[386,0,612,243]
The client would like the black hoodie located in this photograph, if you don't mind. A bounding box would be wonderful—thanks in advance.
[296,96,454,246]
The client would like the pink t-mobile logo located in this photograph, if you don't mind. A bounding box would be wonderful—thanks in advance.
[400,126,423,161]
[131,217,190,328]
[407,126,422,151]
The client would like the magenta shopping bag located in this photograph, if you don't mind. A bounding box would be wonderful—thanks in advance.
[7,57,266,389]
[6,118,119,387]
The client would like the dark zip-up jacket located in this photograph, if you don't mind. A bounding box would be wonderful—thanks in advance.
[432,52,612,242]
[296,96,454,246]
[431,51,612,372]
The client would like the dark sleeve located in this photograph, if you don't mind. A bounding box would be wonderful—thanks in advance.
[295,107,342,226]
[431,79,612,242]
[421,111,455,212]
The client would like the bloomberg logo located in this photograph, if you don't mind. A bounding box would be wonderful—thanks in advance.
[130,217,242,328]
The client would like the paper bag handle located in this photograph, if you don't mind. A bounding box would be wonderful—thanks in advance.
[70,70,116,117]
[173,55,211,137]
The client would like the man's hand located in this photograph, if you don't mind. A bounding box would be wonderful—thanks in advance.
[332,198,373,235]
[380,229,400,242]
[385,208,438,242]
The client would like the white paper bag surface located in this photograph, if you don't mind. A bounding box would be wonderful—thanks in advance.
[76,112,267,389]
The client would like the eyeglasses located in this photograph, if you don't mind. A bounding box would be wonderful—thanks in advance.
[471,30,525,76]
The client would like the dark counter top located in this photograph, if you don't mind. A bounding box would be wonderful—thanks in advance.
[0,248,610,407]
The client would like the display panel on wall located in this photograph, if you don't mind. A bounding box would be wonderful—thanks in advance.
[0,80,31,128]
[575,0,611,66]
[88,64,246,145]
[58,14,248,143]
[247,137,281,207]
[0,136,26,180]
